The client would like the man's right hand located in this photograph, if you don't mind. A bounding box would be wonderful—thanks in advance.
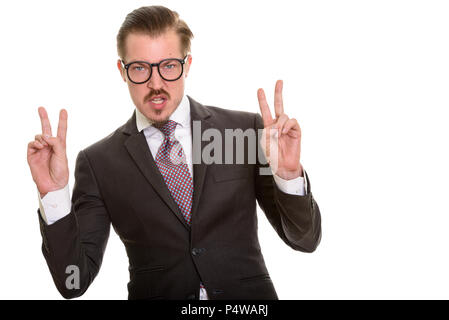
[27,107,69,198]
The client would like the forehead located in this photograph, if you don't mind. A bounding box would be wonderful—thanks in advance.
[125,29,182,62]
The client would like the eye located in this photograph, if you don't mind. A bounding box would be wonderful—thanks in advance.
[130,63,148,72]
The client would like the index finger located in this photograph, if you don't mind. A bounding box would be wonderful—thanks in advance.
[38,107,52,136]
[57,109,68,142]
[257,88,274,127]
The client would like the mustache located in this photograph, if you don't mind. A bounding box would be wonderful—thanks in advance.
[144,89,170,102]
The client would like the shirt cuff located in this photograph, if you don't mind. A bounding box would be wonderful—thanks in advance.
[38,184,71,225]
[272,169,307,196]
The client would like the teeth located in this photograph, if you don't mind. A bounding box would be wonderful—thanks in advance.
[151,98,165,104]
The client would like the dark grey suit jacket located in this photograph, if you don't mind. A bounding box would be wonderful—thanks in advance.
[37,96,321,300]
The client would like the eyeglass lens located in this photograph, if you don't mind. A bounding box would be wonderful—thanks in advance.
[127,59,183,83]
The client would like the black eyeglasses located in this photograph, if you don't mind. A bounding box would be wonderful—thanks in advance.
[121,55,188,84]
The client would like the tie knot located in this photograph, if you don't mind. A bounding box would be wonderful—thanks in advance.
[155,120,177,137]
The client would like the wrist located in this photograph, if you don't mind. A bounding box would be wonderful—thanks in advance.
[274,165,303,180]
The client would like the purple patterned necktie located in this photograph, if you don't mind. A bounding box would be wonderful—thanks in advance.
[154,120,207,299]
[154,120,194,225]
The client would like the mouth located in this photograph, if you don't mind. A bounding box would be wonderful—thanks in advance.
[147,95,168,110]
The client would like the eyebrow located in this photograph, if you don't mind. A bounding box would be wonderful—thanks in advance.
[127,55,179,62]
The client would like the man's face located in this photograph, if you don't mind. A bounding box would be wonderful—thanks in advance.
[117,30,192,125]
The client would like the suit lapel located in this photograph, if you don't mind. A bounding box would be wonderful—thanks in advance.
[188,96,213,225]
[121,96,212,230]
[124,132,191,230]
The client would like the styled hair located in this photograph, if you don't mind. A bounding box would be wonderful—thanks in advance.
[116,6,194,60]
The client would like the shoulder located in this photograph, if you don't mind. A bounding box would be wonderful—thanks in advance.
[207,104,255,120]
[207,105,264,131]
[80,115,132,160]
[192,97,261,130]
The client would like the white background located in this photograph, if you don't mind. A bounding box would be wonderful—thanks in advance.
[1,0,448,299]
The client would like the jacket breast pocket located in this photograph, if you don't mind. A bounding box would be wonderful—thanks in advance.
[213,166,251,183]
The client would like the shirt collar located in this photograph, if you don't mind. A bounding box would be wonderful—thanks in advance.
[135,94,190,132]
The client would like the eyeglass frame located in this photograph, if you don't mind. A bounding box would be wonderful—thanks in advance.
[121,54,189,84]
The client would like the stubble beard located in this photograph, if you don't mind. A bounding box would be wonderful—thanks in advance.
[150,109,168,127]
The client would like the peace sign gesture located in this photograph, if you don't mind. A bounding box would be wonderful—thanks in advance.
[257,80,303,180]
[27,107,69,197]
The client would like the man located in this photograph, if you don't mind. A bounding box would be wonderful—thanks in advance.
[27,6,321,300]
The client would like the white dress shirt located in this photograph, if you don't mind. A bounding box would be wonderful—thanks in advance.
[38,94,307,299]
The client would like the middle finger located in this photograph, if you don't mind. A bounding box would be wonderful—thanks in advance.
[274,80,284,118]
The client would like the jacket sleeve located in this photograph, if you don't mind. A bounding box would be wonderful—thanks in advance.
[254,113,322,252]
[37,149,111,299]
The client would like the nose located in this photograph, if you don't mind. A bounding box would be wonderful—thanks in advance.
[147,65,165,89]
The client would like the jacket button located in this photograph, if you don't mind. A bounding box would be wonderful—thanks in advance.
[213,289,224,295]
[186,293,196,300]
[192,248,206,256]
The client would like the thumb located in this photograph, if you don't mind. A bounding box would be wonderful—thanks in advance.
[42,134,66,156]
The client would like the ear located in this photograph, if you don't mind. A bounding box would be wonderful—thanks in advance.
[117,59,126,82]
[184,55,192,78]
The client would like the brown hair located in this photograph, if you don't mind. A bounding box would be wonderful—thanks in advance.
[116,6,194,60]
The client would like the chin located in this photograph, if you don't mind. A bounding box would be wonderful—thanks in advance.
[145,109,172,124]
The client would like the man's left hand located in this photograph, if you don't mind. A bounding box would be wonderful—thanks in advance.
[257,80,303,180]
